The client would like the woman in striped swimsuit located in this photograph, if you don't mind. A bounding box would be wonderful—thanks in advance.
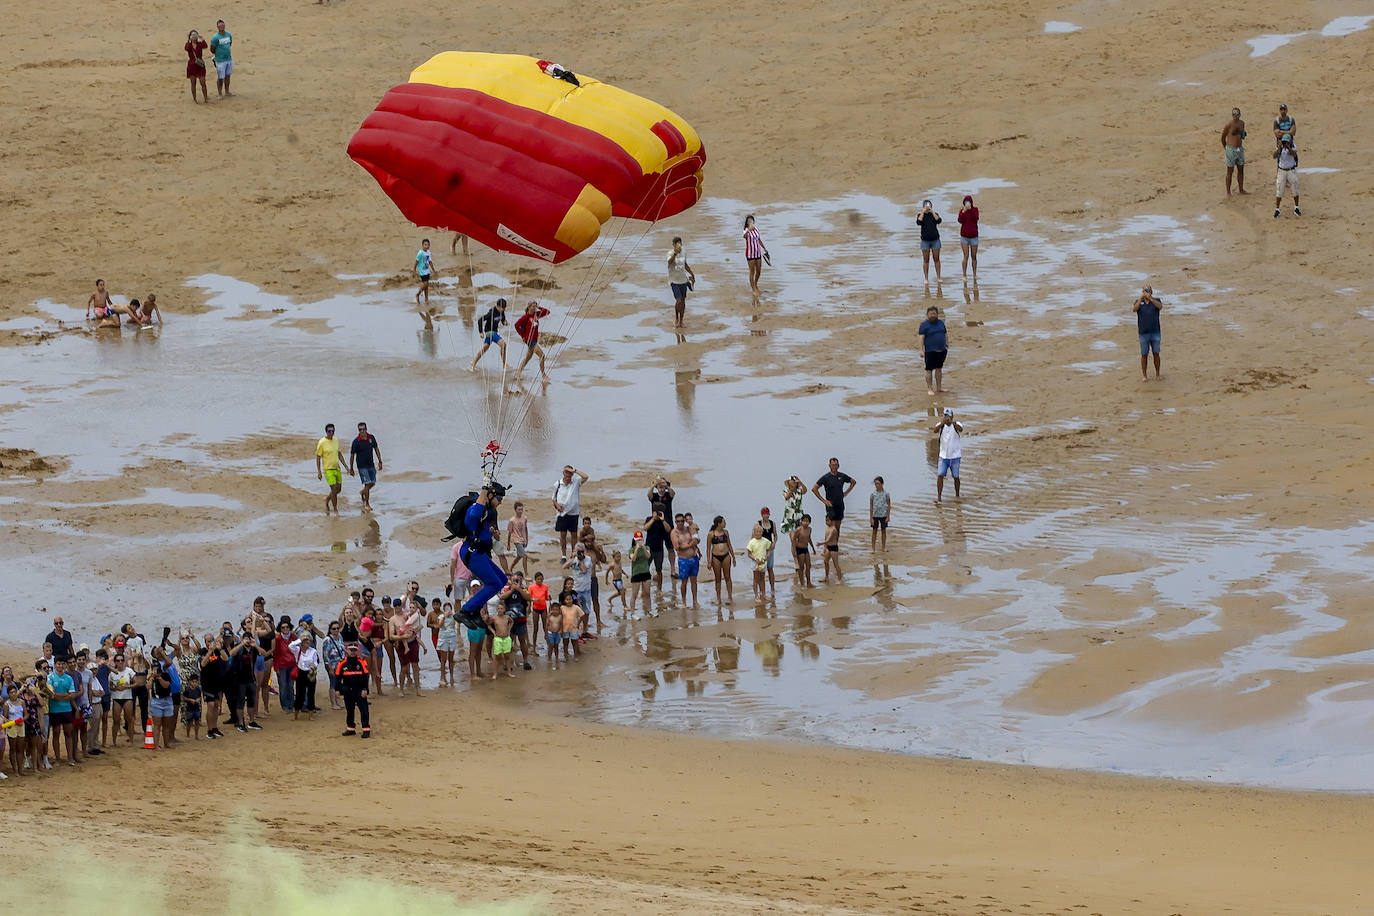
[743,214,769,295]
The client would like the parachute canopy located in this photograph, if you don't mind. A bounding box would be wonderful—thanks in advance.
[348,52,706,263]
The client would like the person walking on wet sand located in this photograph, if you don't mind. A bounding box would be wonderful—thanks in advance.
[414,238,435,308]
[791,514,815,588]
[209,20,233,98]
[916,200,942,283]
[514,300,552,380]
[468,298,511,371]
[1221,107,1248,197]
[667,236,695,328]
[931,408,963,503]
[348,421,383,510]
[1132,285,1162,381]
[918,306,949,396]
[743,215,769,295]
[315,423,350,515]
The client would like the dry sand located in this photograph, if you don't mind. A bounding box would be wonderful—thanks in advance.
[5,0,1374,910]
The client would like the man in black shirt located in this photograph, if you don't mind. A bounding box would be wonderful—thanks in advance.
[648,477,677,575]
[644,509,673,589]
[812,457,857,543]
[45,615,75,661]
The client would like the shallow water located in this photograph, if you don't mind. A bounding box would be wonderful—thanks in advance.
[1043,21,1082,34]
[4,193,1373,789]
[1246,33,1307,57]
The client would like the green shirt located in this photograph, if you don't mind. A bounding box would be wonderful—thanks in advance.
[630,546,652,577]
[210,31,233,63]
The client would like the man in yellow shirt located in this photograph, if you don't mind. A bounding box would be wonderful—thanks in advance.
[315,423,351,515]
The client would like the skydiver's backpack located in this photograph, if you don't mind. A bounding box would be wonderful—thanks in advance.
[443,492,479,541]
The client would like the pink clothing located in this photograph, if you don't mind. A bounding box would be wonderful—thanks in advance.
[743,225,765,259]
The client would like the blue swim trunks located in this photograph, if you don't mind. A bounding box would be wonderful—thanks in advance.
[482,331,502,345]
[467,627,486,644]
[937,457,962,478]
[1138,332,1161,355]
[358,467,377,486]
[546,632,561,646]
[677,556,701,579]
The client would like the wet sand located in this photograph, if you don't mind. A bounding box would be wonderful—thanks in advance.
[5,0,1374,909]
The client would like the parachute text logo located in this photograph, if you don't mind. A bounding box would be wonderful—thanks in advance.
[348,52,706,263]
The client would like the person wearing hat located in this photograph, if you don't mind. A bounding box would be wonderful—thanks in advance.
[1272,104,1296,149]
[459,480,510,626]
[930,408,964,503]
[1272,135,1300,218]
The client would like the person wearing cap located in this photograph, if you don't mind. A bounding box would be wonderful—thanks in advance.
[459,481,510,626]
[552,465,589,556]
[1272,104,1296,149]
[930,409,964,503]
[1272,136,1300,218]
[1221,107,1248,197]
[334,642,371,738]
[1132,285,1163,381]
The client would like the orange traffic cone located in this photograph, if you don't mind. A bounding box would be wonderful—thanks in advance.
[144,717,156,749]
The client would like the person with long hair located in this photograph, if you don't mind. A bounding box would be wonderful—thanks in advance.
[742,214,769,295]
[707,515,736,604]
[184,29,209,102]
[957,195,980,278]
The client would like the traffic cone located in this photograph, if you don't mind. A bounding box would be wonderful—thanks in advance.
[144,718,156,749]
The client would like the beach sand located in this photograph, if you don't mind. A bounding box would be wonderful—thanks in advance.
[4,0,1374,910]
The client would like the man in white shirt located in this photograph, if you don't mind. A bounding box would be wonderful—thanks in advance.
[930,407,964,503]
[552,465,589,555]
[1272,135,1300,218]
[667,237,695,328]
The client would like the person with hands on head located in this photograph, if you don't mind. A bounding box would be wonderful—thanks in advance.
[1132,285,1163,382]
[931,408,965,504]
[185,29,209,103]
[552,465,589,556]
[667,236,695,328]
[917,199,943,283]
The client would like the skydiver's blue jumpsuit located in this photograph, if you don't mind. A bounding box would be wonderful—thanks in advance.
[460,499,508,621]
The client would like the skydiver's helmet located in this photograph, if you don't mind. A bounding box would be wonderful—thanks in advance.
[485,480,508,500]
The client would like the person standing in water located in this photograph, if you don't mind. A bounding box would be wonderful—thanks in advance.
[742,214,769,295]
[931,408,964,503]
[315,423,350,515]
[468,298,511,371]
[957,195,980,278]
[1221,107,1248,197]
[513,300,551,380]
[916,200,942,283]
[667,236,695,328]
[812,457,857,541]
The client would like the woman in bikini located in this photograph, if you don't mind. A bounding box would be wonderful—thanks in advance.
[707,515,736,604]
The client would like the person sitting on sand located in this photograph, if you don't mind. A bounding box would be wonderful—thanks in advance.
[86,279,143,327]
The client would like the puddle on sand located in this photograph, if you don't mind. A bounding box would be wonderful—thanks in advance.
[1246,33,1307,57]
[1043,21,1082,34]
[4,193,1370,790]
[1321,15,1374,37]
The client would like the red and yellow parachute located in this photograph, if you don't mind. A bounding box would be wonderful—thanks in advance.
[348,52,706,263]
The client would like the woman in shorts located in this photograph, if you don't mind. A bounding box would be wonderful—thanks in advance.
[916,200,942,283]
[957,195,980,278]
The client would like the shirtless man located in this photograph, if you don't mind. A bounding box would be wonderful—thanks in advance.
[86,279,143,327]
[672,512,702,608]
[1221,107,1248,197]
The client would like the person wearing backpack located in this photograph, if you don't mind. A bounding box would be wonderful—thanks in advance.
[457,481,510,627]
[467,298,511,371]
[1272,135,1300,218]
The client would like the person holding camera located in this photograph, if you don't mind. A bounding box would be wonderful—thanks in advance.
[916,200,943,283]
[552,465,588,556]
[1132,285,1163,382]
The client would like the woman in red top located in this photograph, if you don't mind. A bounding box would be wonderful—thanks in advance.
[185,29,209,103]
[514,299,552,381]
[956,195,980,279]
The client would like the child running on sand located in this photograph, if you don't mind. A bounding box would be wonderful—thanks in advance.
[528,572,549,651]
[558,591,583,663]
[605,550,627,612]
[488,608,515,679]
[792,514,815,589]
[544,596,563,669]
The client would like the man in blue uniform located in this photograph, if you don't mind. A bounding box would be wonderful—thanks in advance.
[459,481,509,627]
